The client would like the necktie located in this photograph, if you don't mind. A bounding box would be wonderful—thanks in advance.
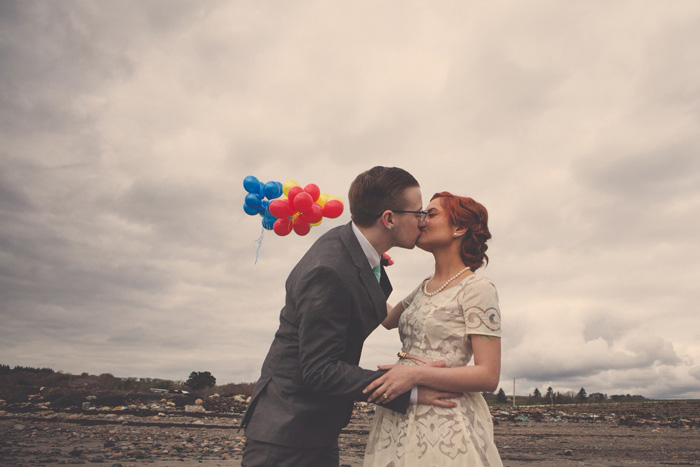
[373,265,381,282]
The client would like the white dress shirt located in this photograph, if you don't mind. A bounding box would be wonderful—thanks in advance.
[351,222,381,269]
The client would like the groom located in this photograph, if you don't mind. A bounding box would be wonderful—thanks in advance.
[241,166,456,467]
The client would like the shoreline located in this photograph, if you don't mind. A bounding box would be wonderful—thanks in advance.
[2,398,699,466]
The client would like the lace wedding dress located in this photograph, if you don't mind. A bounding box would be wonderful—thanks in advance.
[363,274,503,467]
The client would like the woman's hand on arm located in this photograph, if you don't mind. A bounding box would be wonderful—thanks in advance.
[365,335,501,400]
[363,365,422,403]
[362,359,447,403]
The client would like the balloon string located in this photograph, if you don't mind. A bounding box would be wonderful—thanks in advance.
[254,227,265,264]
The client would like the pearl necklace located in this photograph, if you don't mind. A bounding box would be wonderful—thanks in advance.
[423,266,471,296]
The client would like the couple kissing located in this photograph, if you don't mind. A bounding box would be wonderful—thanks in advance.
[241,166,502,467]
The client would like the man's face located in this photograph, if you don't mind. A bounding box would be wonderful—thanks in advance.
[391,186,425,249]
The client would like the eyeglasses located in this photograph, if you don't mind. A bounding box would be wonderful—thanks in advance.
[391,209,428,222]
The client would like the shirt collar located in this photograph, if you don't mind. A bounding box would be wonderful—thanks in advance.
[351,222,381,269]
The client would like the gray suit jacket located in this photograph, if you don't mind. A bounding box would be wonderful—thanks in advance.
[240,222,410,447]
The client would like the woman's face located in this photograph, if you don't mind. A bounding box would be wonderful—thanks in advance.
[416,198,456,251]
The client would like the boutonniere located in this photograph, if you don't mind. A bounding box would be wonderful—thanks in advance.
[380,253,394,267]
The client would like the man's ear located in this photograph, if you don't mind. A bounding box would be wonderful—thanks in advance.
[380,210,395,231]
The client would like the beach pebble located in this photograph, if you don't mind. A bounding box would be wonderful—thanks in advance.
[127,449,147,458]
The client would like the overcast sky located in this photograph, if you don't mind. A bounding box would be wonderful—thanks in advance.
[2,1,699,399]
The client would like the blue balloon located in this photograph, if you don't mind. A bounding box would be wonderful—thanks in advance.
[263,181,282,200]
[262,213,276,230]
[257,200,270,217]
[245,193,262,211]
[243,175,262,194]
[243,203,259,215]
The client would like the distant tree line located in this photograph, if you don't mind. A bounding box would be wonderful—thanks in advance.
[526,386,645,404]
[0,363,256,397]
[483,385,647,406]
[1,364,55,375]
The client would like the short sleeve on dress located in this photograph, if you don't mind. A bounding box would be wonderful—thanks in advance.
[456,276,502,338]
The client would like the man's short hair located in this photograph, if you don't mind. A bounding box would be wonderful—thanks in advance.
[348,166,419,227]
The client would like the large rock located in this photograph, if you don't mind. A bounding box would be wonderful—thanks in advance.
[50,394,86,408]
[172,394,200,407]
[93,394,127,407]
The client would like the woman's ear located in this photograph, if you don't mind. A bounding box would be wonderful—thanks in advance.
[453,227,468,238]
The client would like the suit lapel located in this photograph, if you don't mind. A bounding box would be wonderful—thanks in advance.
[339,223,390,323]
[379,265,393,299]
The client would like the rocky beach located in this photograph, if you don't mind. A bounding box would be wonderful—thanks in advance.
[1,386,700,466]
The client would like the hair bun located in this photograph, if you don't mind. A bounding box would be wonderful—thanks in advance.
[430,192,491,271]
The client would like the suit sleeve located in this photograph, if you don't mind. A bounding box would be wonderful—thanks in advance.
[296,265,409,413]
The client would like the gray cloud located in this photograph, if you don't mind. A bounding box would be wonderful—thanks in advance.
[583,310,632,347]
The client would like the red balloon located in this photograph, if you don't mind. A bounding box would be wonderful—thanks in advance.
[301,204,323,224]
[269,199,294,218]
[304,183,320,201]
[273,218,293,236]
[288,186,303,204]
[293,192,313,213]
[293,219,311,236]
[322,199,344,219]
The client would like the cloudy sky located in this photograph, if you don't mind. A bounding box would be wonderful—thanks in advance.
[2,1,699,399]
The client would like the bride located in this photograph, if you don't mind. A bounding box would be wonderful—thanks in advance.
[362,192,503,466]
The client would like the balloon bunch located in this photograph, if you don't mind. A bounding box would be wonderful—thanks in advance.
[243,176,344,236]
[269,180,344,236]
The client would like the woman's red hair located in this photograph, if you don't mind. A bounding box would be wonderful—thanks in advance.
[431,192,491,271]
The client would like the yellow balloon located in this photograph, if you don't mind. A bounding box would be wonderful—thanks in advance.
[317,193,330,207]
[283,180,300,196]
